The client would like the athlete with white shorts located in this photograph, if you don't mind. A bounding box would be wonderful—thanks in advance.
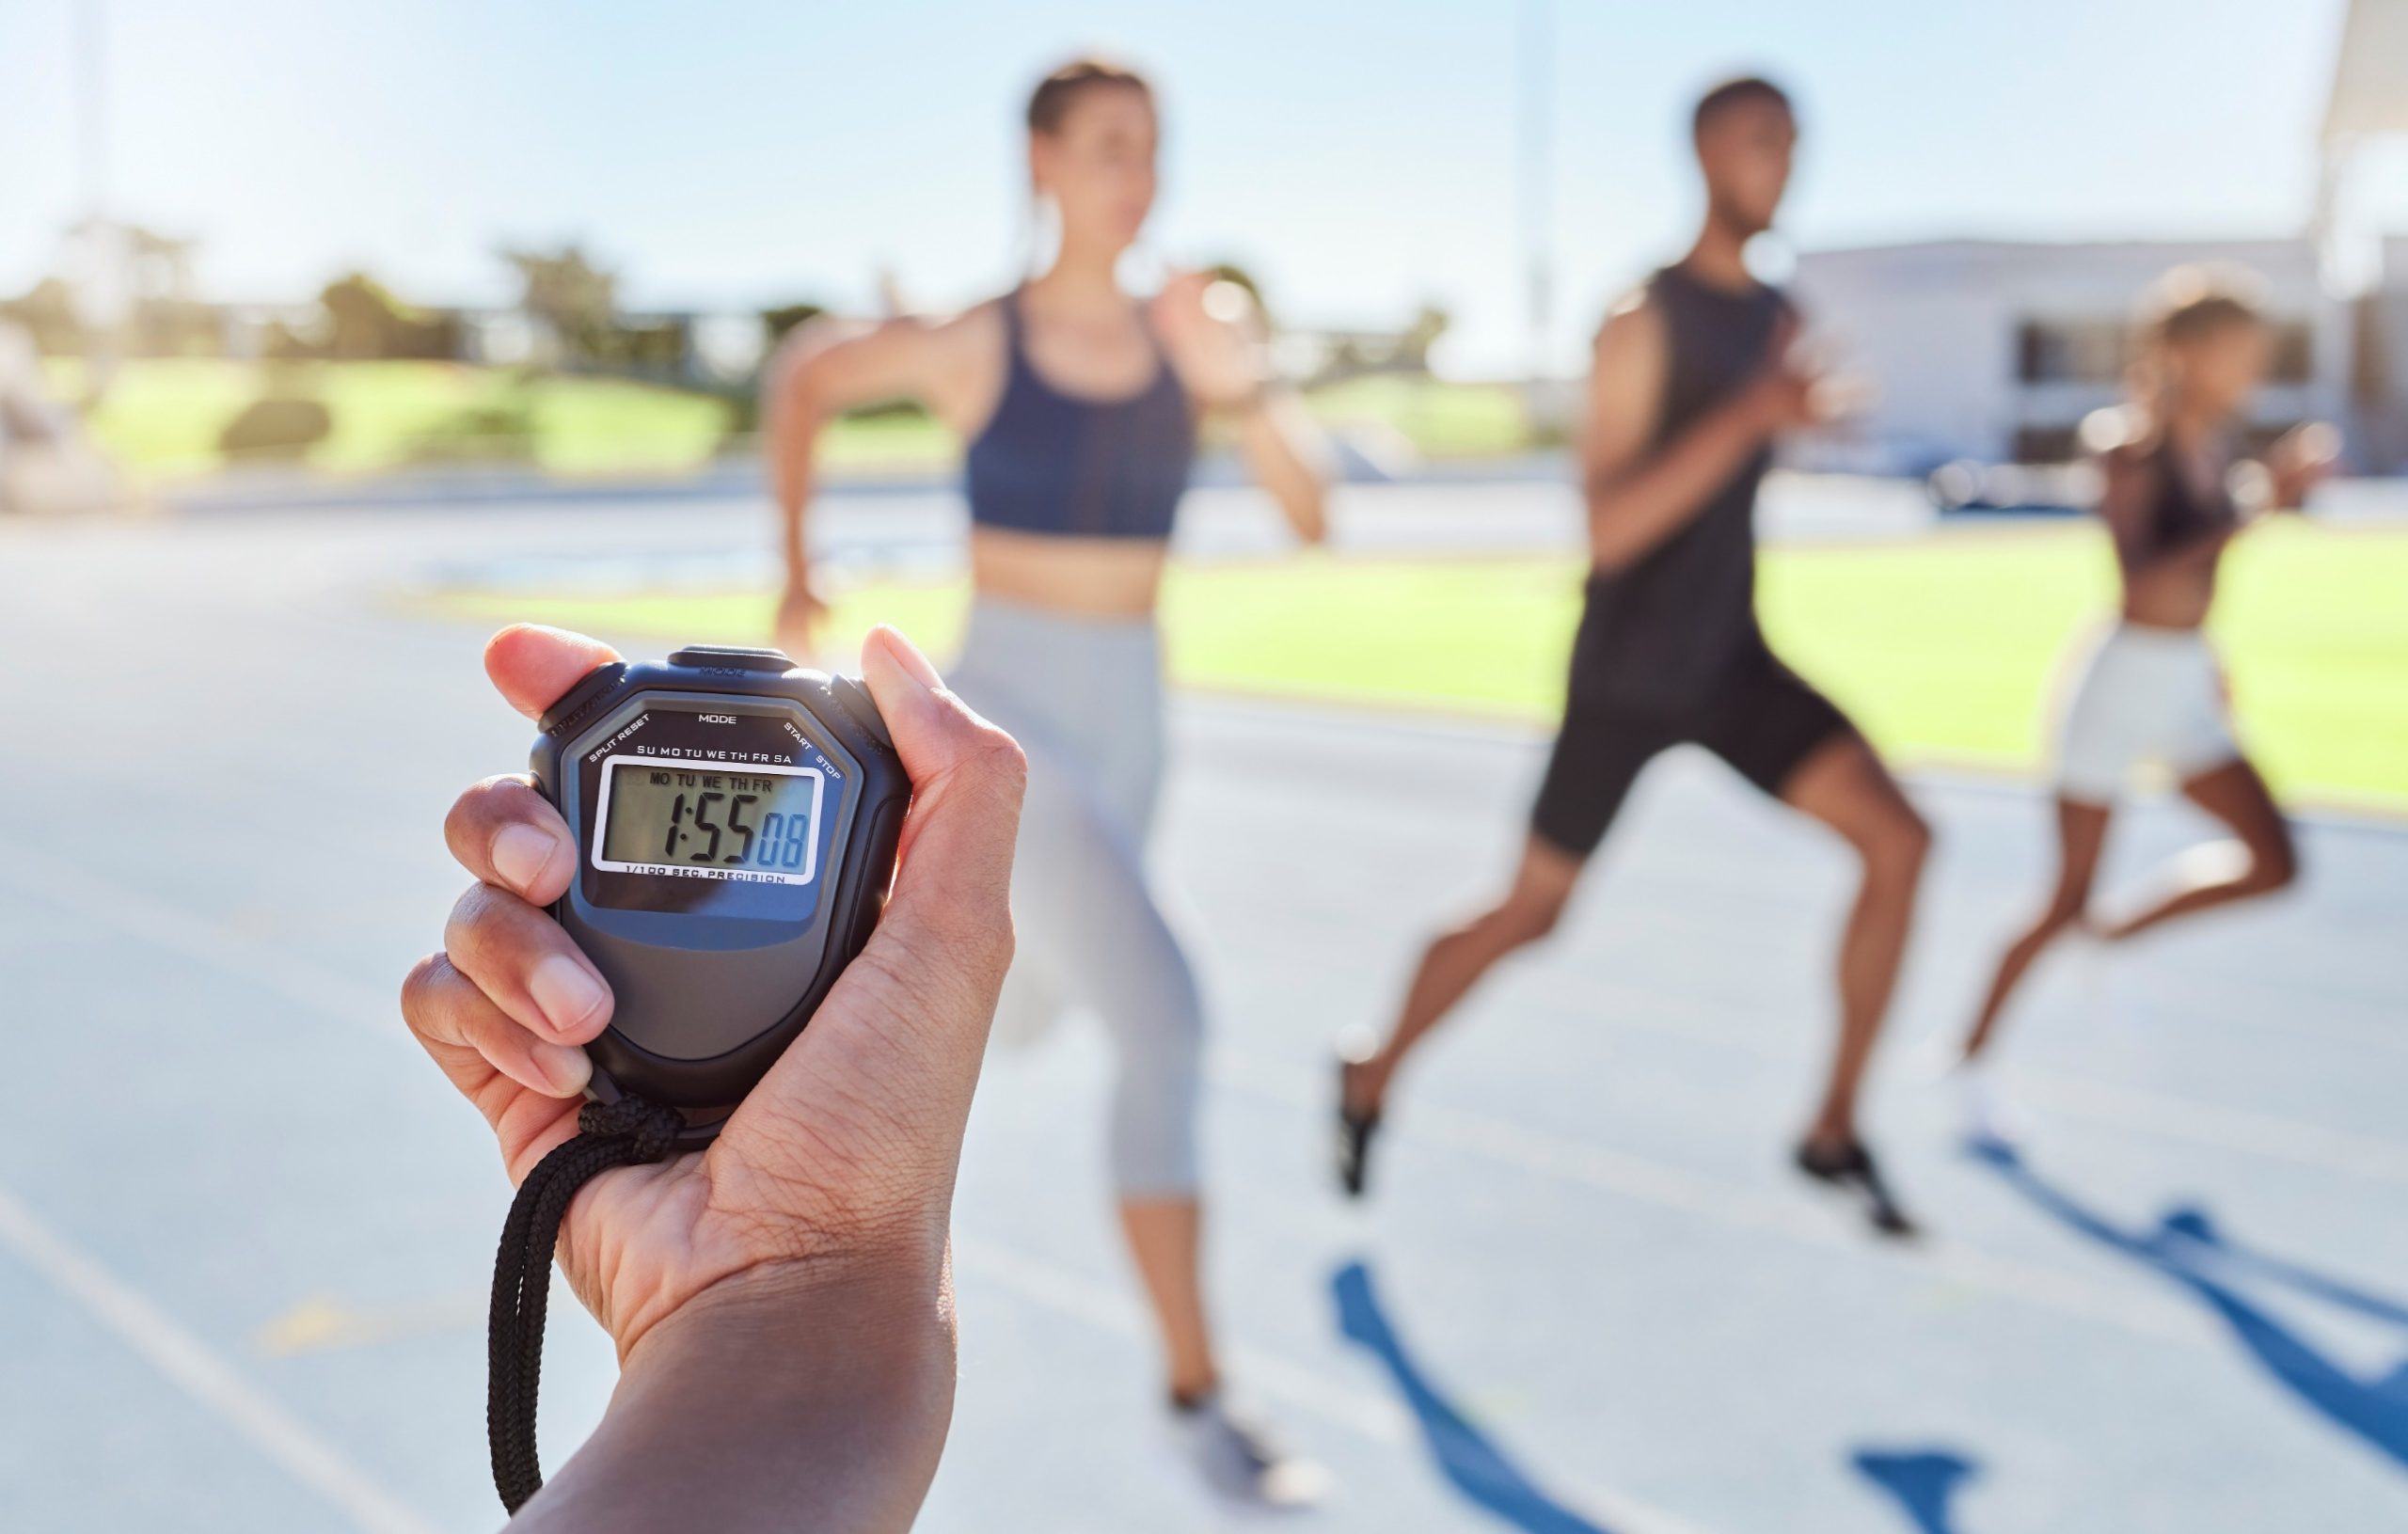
[1956,268,2337,1105]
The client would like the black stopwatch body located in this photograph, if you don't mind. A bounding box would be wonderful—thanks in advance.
[530,646,910,1128]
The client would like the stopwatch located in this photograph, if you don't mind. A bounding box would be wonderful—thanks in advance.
[531,644,910,1134]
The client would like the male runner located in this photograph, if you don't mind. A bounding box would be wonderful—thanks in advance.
[1337,77,1932,1234]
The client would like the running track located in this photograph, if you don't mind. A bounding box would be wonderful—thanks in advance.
[0,485,2401,1533]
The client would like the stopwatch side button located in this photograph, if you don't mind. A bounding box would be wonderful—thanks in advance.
[830,674,895,754]
[538,662,630,737]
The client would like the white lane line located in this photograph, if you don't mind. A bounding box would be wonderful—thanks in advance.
[2005,1069,2408,1188]
[951,1235,1715,1534]
[6,845,1719,1526]
[0,843,2275,1348]
[1179,692,2408,832]
[955,1235,1407,1445]
[0,847,400,1042]
[13,831,2401,1190]
[1211,1048,2216,1351]
[1583,970,2408,1184]
[0,1180,441,1534]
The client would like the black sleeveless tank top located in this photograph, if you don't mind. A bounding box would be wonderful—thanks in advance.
[1572,263,1790,706]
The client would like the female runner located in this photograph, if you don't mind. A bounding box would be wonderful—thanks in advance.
[1958,269,2336,1108]
[764,57,1331,1504]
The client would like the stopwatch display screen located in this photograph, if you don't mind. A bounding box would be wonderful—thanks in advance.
[594,758,824,885]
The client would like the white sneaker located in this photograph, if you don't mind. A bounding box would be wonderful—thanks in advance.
[1169,1392,1330,1510]
[1956,1061,2023,1148]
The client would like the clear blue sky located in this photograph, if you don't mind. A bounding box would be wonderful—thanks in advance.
[1,0,2397,374]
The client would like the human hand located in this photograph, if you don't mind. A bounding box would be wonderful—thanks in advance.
[1150,269,1272,411]
[773,573,830,661]
[1738,313,1857,436]
[402,623,1024,1365]
[2265,420,2340,511]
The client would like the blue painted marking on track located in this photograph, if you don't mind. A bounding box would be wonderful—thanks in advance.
[1332,1258,1616,1534]
[1851,1447,1980,1533]
[1973,1136,2408,1474]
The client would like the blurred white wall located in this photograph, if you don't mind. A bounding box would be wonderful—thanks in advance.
[1792,238,2372,470]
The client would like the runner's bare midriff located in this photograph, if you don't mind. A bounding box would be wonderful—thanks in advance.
[2120,536,2230,630]
[969,524,1168,618]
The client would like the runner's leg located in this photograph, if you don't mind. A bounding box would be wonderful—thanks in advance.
[1962,797,2111,1061]
[1780,734,1932,1148]
[2096,756,2296,941]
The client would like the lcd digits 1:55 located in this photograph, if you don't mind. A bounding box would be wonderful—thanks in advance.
[594,758,825,884]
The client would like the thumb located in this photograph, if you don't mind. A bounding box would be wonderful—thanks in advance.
[856,625,1025,966]
[484,624,623,720]
[714,625,1021,1183]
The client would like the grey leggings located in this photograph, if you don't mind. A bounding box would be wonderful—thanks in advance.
[947,596,1205,1196]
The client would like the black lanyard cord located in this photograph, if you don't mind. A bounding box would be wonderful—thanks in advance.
[488,1095,688,1514]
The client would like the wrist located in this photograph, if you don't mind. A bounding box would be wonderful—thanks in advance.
[1727,382,1776,438]
[531,1258,956,1532]
[632,1255,951,1372]
[1220,375,1277,416]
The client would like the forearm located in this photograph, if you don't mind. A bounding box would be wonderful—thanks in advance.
[515,1258,957,1534]
[768,403,826,580]
[1587,395,1768,572]
[1234,389,1331,544]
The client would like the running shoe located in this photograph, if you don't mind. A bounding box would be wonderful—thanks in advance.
[1333,1034,1382,1199]
[1169,1392,1329,1509]
[1953,1061,2024,1150]
[1796,1137,1918,1238]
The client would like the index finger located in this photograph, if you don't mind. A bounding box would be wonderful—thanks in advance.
[483,625,624,720]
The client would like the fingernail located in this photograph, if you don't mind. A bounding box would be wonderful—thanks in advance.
[529,955,608,1035]
[491,824,562,892]
[531,1041,592,1097]
[870,625,942,690]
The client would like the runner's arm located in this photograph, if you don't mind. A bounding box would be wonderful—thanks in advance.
[1231,387,1332,545]
[1582,298,1798,573]
[764,317,954,586]
[1150,272,1331,544]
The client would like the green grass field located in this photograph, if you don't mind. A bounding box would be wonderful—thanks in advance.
[414,519,2408,813]
[47,359,739,478]
[47,359,1531,481]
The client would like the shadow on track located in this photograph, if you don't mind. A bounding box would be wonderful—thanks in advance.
[1972,1136,2408,1473]
[1851,1447,1980,1532]
[1332,1257,1616,1534]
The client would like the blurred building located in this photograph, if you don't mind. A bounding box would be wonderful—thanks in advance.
[1799,4,2408,477]
[1790,236,2405,472]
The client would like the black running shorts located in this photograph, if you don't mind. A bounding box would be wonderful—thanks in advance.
[1530,651,1855,858]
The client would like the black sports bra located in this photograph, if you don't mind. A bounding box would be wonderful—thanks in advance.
[962,289,1196,541]
[2128,435,2240,563]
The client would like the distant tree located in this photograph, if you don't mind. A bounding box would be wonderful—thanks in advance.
[760,302,827,350]
[321,273,411,359]
[0,277,83,356]
[1398,304,1450,371]
[500,245,618,365]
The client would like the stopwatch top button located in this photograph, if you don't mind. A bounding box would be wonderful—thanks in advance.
[667,646,794,673]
